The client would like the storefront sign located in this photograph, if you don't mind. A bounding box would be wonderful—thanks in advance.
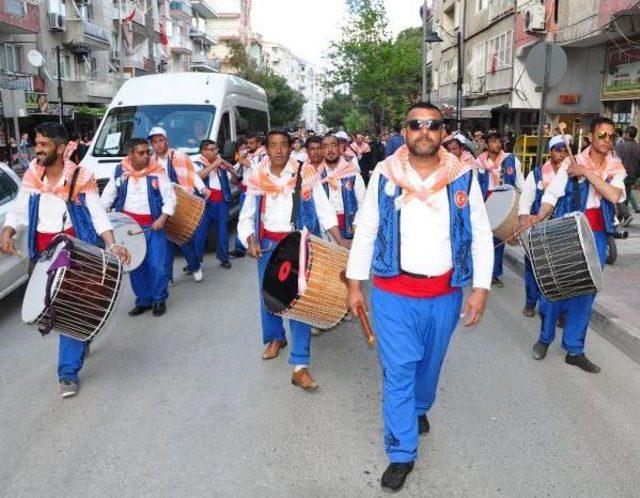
[603,44,640,99]
[558,94,580,105]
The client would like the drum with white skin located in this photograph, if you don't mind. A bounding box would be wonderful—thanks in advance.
[485,185,520,245]
[107,212,147,272]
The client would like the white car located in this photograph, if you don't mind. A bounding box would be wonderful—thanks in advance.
[0,163,29,300]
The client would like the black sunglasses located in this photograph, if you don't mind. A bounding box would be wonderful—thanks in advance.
[405,119,443,131]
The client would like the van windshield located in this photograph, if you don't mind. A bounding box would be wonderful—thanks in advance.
[92,104,216,156]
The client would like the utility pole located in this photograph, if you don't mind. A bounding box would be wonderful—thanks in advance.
[455,31,463,131]
[535,42,552,168]
[56,46,63,124]
[117,0,125,81]
[146,0,156,73]
[421,0,428,100]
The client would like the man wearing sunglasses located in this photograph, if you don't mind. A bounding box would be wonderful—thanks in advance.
[517,135,568,318]
[346,102,493,492]
[476,131,525,288]
[531,117,626,374]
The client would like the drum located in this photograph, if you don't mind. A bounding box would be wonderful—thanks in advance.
[485,185,520,245]
[166,185,205,246]
[108,212,146,272]
[21,235,123,342]
[262,231,350,329]
[521,212,603,301]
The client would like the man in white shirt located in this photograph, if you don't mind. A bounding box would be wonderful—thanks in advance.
[530,117,626,374]
[517,135,567,317]
[148,127,209,283]
[476,131,525,287]
[102,138,176,317]
[346,102,494,492]
[0,122,129,399]
[237,130,348,390]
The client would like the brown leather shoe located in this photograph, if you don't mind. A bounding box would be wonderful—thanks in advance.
[522,306,535,318]
[261,339,287,360]
[291,368,319,390]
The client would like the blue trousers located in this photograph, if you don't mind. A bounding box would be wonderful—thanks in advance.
[194,200,229,263]
[131,229,169,306]
[538,230,607,355]
[257,238,311,366]
[372,287,463,463]
[524,255,540,309]
[165,238,200,281]
[58,335,87,383]
[234,193,247,254]
[493,236,504,278]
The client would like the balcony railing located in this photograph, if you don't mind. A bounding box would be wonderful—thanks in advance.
[488,0,515,21]
[170,35,192,54]
[438,82,454,100]
[65,17,111,50]
[0,0,39,33]
[112,5,145,26]
[485,66,512,92]
[190,0,217,18]
[191,53,219,71]
[170,1,192,16]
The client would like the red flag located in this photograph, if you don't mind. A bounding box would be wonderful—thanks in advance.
[125,8,136,22]
[490,53,498,75]
[160,23,169,46]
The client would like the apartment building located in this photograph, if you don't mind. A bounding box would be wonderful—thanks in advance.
[209,0,251,73]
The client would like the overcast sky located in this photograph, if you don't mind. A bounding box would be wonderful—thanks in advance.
[251,0,424,67]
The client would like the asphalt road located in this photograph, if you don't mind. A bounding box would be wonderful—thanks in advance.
[1,253,640,497]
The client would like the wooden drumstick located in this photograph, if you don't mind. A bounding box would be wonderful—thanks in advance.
[127,227,153,236]
[558,122,575,161]
[356,305,375,347]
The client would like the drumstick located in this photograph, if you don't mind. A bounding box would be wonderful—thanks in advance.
[127,227,153,236]
[558,122,575,161]
[7,248,24,260]
[356,305,375,347]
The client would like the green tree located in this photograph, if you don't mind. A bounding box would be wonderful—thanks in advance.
[225,40,306,128]
[318,91,352,129]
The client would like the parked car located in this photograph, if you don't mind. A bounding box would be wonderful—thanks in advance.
[0,163,29,300]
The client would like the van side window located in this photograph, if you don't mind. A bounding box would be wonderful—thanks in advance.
[217,112,231,151]
[234,106,269,136]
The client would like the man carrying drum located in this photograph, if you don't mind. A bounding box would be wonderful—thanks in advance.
[517,135,567,317]
[347,103,494,492]
[476,131,525,288]
[102,138,176,318]
[148,127,209,283]
[237,130,349,391]
[0,123,129,399]
[527,117,626,373]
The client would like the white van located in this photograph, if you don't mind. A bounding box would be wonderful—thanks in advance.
[82,72,270,218]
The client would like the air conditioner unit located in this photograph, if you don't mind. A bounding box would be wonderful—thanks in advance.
[48,13,66,31]
[524,4,546,33]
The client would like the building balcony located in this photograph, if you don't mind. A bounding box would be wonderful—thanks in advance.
[191,52,219,72]
[112,5,146,29]
[485,66,512,93]
[0,0,39,34]
[488,0,515,21]
[170,35,192,54]
[189,26,216,46]
[170,1,192,17]
[63,79,117,103]
[64,17,111,52]
[190,0,217,18]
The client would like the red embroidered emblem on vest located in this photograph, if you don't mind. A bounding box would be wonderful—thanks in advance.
[74,196,82,206]
[454,190,468,208]
[151,179,160,190]
[506,167,514,175]
[344,180,353,190]
[301,190,311,201]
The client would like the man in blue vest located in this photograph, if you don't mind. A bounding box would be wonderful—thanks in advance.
[193,140,238,269]
[347,102,494,492]
[531,117,626,373]
[102,138,176,317]
[476,131,525,287]
[237,130,349,391]
[1,122,129,399]
[517,135,567,317]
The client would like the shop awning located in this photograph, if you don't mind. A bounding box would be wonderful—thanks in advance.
[460,105,495,119]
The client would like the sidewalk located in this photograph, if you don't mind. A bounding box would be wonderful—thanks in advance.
[503,217,640,364]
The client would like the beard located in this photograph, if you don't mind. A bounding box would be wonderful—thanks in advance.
[407,138,439,157]
[36,150,58,167]
[325,154,340,164]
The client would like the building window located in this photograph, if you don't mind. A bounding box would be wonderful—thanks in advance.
[476,0,486,11]
[440,58,452,85]
[2,44,23,73]
[50,49,72,79]
[485,30,513,73]
[5,0,26,17]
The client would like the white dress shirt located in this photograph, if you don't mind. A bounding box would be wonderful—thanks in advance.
[346,165,494,290]
[101,169,176,216]
[155,150,207,193]
[518,171,542,216]
[483,154,525,191]
[5,175,112,235]
[193,155,227,191]
[325,171,367,217]
[541,162,626,208]
[237,162,338,247]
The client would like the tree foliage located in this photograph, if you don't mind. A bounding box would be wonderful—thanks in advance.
[325,0,422,132]
[225,40,306,128]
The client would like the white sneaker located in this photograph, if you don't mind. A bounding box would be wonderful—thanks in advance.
[193,269,203,282]
[311,327,322,336]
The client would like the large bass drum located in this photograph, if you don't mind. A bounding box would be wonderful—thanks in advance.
[21,235,123,341]
[166,185,205,246]
[485,184,520,245]
[262,231,349,329]
[521,212,603,301]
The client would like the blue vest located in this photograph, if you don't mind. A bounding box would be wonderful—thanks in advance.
[553,177,616,233]
[319,169,359,239]
[253,192,321,244]
[194,159,232,203]
[530,166,544,215]
[372,172,474,288]
[112,164,164,222]
[477,153,517,199]
[165,151,178,184]
[27,192,101,261]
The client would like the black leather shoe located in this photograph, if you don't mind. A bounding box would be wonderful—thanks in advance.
[566,353,601,373]
[220,261,232,269]
[153,302,167,317]
[129,305,152,316]
[229,250,245,258]
[418,414,430,435]
[381,462,414,492]
[532,341,549,360]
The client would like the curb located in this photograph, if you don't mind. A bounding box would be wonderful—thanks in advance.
[502,249,640,365]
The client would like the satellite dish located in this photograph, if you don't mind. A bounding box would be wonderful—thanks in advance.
[27,50,44,68]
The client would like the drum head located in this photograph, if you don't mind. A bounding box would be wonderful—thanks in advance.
[485,185,517,230]
[262,232,302,314]
[21,241,66,323]
[575,212,604,292]
[108,212,147,272]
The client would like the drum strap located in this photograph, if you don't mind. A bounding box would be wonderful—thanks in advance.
[290,161,304,227]
[572,177,581,211]
[40,237,75,336]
